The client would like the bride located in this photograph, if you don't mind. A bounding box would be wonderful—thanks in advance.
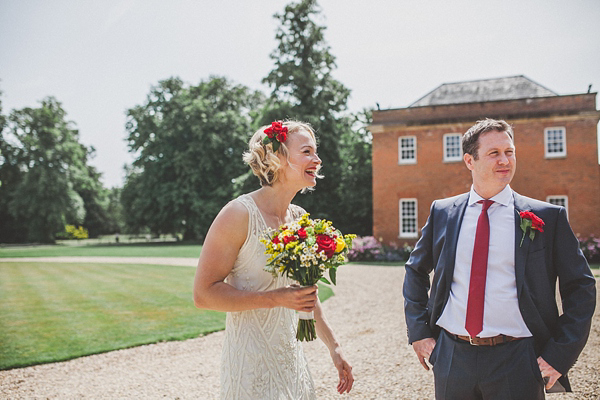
[193,120,354,399]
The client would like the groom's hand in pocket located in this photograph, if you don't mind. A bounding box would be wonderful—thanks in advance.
[273,284,318,312]
[412,337,436,371]
[537,357,561,390]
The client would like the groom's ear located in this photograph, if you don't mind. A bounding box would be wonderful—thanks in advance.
[464,152,475,171]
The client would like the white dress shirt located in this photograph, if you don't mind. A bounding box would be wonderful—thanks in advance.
[437,185,532,338]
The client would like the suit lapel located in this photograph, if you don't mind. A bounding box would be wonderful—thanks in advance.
[443,194,469,290]
[513,192,531,298]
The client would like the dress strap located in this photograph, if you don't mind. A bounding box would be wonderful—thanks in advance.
[234,194,266,246]
[289,203,307,220]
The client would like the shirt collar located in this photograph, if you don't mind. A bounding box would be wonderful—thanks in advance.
[468,184,513,207]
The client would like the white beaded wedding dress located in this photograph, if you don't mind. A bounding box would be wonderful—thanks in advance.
[220,194,316,399]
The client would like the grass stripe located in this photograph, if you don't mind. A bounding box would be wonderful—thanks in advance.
[0,262,334,370]
[0,244,202,258]
[0,262,224,370]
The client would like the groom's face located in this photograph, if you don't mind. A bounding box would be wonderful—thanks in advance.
[464,130,516,198]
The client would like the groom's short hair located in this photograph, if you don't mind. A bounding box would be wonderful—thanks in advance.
[462,118,514,159]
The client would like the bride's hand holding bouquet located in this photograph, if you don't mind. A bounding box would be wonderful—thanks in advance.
[261,213,356,341]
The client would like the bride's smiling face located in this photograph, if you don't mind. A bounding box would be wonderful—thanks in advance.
[279,129,321,189]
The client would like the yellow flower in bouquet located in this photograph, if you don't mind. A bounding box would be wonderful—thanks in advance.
[335,237,346,253]
[261,213,356,341]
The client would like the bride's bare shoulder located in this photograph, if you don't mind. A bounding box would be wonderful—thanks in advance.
[218,199,249,226]
[205,199,249,243]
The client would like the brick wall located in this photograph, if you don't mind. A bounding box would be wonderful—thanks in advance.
[371,94,600,246]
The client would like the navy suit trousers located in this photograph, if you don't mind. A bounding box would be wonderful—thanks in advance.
[431,330,545,400]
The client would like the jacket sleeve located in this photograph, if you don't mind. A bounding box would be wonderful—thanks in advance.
[541,207,596,375]
[403,201,436,344]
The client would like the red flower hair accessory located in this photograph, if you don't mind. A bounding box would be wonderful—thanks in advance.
[262,121,288,152]
[519,210,544,247]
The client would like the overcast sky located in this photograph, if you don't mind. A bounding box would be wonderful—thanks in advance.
[1,0,599,188]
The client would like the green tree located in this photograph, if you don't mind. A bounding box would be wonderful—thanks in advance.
[71,161,114,238]
[337,109,373,235]
[260,0,371,234]
[0,89,5,132]
[106,186,125,234]
[122,76,265,240]
[0,97,96,242]
[0,91,28,242]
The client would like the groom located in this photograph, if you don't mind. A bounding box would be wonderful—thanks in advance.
[403,118,596,399]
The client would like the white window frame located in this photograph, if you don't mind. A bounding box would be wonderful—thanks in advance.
[546,195,568,217]
[443,133,462,162]
[398,136,417,165]
[544,127,567,158]
[399,198,418,238]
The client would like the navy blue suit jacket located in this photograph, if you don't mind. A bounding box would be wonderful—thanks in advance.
[403,191,596,390]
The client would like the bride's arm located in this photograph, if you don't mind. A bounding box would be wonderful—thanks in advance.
[193,201,317,312]
[314,299,354,394]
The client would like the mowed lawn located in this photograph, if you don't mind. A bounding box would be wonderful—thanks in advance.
[0,243,202,258]
[0,261,334,370]
[0,262,222,370]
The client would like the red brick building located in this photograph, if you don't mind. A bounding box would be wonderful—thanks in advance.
[370,76,600,246]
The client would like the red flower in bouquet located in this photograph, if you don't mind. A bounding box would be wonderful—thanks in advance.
[316,234,337,258]
[283,235,297,245]
[297,227,308,240]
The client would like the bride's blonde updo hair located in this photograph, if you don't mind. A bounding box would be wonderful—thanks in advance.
[243,120,318,187]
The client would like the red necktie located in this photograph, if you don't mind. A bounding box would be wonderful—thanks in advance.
[465,199,494,338]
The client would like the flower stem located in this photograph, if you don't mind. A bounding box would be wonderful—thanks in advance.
[296,319,316,341]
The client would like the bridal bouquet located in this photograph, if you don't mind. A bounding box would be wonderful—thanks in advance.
[261,213,356,341]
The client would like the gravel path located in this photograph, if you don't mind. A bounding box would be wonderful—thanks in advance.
[1,259,598,399]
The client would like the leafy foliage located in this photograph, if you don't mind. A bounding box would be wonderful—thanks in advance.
[121,76,265,240]
[336,110,373,235]
[0,0,375,244]
[0,91,27,242]
[105,187,126,233]
[72,162,116,238]
[260,0,372,235]
[0,97,108,243]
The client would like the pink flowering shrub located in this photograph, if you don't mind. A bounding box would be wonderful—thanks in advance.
[579,235,600,263]
[347,236,383,261]
[347,236,413,262]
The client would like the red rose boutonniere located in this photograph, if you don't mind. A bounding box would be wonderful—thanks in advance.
[262,121,288,152]
[519,211,544,247]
